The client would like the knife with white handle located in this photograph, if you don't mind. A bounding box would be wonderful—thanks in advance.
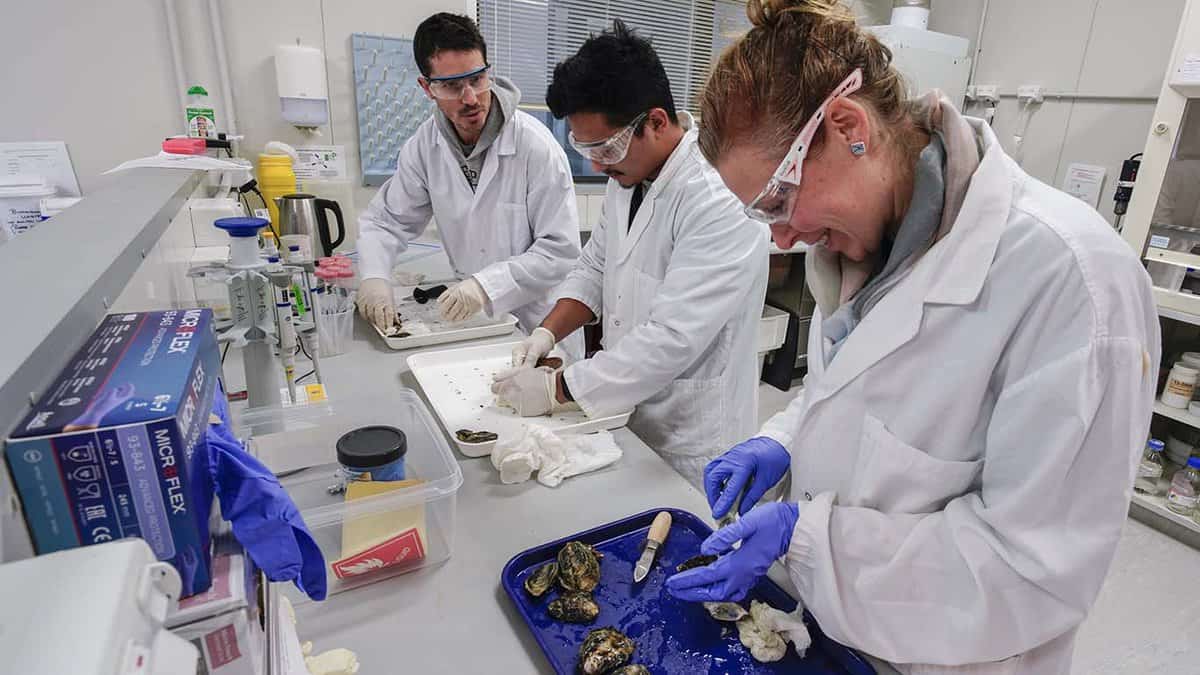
[633,511,672,583]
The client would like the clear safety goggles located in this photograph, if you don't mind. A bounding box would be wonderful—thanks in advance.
[744,69,863,224]
[569,112,648,165]
[425,65,493,100]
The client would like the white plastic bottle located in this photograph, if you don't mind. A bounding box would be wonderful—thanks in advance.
[186,85,218,138]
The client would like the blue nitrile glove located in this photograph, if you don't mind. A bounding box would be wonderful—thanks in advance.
[704,437,791,519]
[665,502,799,603]
[208,392,327,601]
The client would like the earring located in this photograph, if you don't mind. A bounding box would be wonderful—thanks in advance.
[850,141,867,157]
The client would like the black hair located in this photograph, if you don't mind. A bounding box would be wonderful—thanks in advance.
[546,19,678,132]
[413,13,488,77]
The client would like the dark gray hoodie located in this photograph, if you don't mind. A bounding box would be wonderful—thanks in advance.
[434,76,520,192]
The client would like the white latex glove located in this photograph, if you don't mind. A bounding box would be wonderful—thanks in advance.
[510,327,557,369]
[491,367,579,417]
[438,277,488,322]
[356,278,395,332]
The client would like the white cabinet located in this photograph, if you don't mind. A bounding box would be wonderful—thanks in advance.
[1123,0,1200,322]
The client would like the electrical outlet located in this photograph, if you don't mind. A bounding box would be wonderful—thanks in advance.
[1017,85,1044,103]
[975,84,999,105]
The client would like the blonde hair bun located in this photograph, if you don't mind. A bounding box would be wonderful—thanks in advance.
[747,0,856,28]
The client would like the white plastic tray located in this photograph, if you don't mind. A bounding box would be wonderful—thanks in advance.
[407,341,633,457]
[374,287,518,350]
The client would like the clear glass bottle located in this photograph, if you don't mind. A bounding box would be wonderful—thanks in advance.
[1166,456,1200,515]
[1135,439,1167,496]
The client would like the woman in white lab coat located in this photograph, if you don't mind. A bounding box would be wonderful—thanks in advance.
[665,1,1160,673]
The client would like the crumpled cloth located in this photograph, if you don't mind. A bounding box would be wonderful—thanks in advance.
[741,600,812,661]
[490,424,622,487]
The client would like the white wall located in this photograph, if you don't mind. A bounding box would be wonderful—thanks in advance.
[930,0,1186,224]
[0,0,472,217]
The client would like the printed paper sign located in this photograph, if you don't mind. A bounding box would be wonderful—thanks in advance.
[294,145,347,181]
[332,527,426,579]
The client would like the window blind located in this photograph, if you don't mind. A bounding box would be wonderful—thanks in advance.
[478,0,719,113]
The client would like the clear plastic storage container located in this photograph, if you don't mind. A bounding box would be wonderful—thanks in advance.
[237,388,462,601]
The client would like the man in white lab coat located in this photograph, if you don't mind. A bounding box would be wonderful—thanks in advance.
[491,21,769,489]
[356,13,583,359]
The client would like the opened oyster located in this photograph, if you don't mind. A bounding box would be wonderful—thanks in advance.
[611,666,650,675]
[383,313,410,338]
[676,554,717,572]
[548,591,599,623]
[536,356,564,370]
[455,429,499,443]
[557,541,601,593]
[704,601,748,622]
[524,562,558,597]
[579,627,635,675]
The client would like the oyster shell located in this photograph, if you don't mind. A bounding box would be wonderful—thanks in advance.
[383,313,407,337]
[524,562,558,597]
[579,627,635,675]
[547,591,599,623]
[455,429,499,443]
[557,541,601,593]
[675,554,717,572]
[535,356,564,370]
[704,601,749,622]
[611,666,650,675]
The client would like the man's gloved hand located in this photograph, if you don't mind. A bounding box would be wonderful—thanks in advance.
[511,327,557,369]
[491,367,578,417]
[665,502,800,603]
[438,277,489,322]
[357,278,396,332]
[704,437,792,520]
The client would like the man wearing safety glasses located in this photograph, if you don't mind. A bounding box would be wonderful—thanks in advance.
[357,13,583,360]
[490,21,769,489]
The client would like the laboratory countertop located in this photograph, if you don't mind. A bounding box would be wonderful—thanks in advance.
[261,319,880,674]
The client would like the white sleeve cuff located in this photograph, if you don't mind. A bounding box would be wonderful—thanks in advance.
[562,364,598,418]
[555,276,603,318]
[473,263,520,315]
[785,492,834,599]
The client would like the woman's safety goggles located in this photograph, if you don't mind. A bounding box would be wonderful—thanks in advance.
[744,69,863,224]
[569,112,649,165]
[425,65,493,100]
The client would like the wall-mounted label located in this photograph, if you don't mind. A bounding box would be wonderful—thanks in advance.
[1180,54,1200,84]
[295,145,347,181]
[1061,163,1106,210]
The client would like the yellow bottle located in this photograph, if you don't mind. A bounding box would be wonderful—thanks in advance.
[258,152,298,229]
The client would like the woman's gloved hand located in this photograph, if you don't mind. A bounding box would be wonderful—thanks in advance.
[704,437,791,519]
[665,502,799,603]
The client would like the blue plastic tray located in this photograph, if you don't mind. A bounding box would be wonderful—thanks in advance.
[501,508,875,675]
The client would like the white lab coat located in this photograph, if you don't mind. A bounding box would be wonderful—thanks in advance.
[761,120,1159,673]
[559,116,769,488]
[357,108,583,359]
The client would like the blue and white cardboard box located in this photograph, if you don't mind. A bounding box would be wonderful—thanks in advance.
[5,309,221,595]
